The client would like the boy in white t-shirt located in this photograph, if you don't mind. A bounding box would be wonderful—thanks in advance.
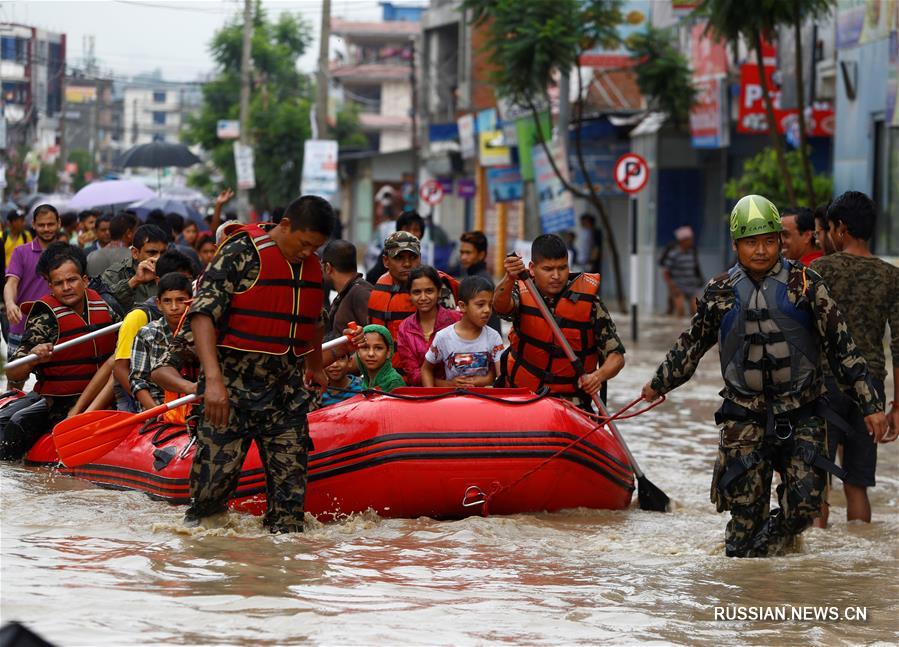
[421,275,504,388]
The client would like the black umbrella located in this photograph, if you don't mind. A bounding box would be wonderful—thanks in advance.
[117,142,202,169]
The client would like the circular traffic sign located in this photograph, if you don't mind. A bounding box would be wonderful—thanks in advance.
[419,179,445,206]
[614,153,649,194]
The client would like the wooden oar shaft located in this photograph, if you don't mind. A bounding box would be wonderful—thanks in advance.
[6,321,124,370]
[520,274,646,479]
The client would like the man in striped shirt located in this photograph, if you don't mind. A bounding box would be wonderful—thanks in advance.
[659,226,705,316]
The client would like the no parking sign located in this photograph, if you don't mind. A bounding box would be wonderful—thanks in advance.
[614,153,649,194]
[419,179,445,206]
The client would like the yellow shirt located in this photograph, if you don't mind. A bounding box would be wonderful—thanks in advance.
[114,309,150,360]
[4,231,32,267]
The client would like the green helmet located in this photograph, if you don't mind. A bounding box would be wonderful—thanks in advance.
[729,194,782,240]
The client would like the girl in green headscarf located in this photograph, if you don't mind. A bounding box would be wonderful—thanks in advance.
[355,324,406,392]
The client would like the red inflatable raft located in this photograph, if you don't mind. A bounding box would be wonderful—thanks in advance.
[22,388,635,519]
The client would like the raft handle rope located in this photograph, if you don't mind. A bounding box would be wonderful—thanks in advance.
[324,385,553,405]
[468,394,666,516]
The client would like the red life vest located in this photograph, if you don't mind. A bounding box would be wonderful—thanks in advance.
[368,270,459,366]
[217,224,324,356]
[506,273,601,395]
[31,289,115,397]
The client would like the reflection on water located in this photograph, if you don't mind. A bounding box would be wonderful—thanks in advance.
[2,316,897,645]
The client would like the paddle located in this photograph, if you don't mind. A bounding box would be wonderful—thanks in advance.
[52,329,359,467]
[514,267,670,512]
[54,394,198,467]
[6,321,124,370]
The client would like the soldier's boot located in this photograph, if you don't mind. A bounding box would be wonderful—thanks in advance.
[748,509,799,556]
[268,522,304,534]
[183,503,229,528]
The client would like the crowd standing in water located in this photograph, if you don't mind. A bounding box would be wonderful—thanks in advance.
[0,189,896,555]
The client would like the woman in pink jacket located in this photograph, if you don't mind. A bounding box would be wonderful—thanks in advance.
[396,265,461,385]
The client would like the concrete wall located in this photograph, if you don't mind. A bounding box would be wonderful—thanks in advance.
[833,38,890,195]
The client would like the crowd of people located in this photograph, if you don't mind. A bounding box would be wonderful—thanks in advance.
[0,187,895,559]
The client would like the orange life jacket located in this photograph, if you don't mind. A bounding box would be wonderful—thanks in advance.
[217,224,324,356]
[506,273,601,395]
[31,289,116,397]
[368,270,459,366]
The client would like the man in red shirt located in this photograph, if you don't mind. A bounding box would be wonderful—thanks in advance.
[780,206,823,266]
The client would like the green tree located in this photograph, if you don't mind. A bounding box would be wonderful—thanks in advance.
[627,26,696,128]
[333,103,369,150]
[788,0,834,206]
[724,146,831,207]
[464,0,630,309]
[184,4,314,211]
[67,149,96,192]
[695,0,798,205]
[37,163,57,193]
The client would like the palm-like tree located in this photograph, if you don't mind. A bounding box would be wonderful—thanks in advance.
[789,0,834,206]
[696,0,798,205]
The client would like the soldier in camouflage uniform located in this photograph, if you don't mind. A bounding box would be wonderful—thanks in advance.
[151,196,333,533]
[810,191,899,524]
[642,195,888,557]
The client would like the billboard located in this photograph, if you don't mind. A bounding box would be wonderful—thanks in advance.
[533,144,575,233]
[300,139,338,202]
[737,62,834,136]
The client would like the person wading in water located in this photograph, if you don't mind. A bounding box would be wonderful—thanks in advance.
[641,194,887,557]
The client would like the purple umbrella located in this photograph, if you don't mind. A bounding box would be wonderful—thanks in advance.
[129,197,204,227]
[68,180,155,211]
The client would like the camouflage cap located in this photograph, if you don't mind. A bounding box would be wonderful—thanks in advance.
[383,230,421,258]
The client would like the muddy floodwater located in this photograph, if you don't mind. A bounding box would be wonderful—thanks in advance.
[2,317,897,645]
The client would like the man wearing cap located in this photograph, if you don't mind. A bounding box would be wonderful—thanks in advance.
[659,225,704,316]
[367,231,457,369]
[641,194,887,558]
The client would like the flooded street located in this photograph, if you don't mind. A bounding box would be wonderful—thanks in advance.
[2,316,897,645]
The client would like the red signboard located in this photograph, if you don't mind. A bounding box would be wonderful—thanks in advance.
[737,62,834,137]
[690,24,728,77]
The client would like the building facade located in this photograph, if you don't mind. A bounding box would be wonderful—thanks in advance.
[1,22,66,153]
[122,81,202,146]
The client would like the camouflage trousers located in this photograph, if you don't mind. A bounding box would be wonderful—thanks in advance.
[187,404,311,533]
[711,414,826,558]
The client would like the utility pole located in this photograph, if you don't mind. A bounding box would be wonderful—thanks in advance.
[409,37,419,190]
[58,61,68,185]
[315,0,331,139]
[237,0,253,221]
[557,69,570,159]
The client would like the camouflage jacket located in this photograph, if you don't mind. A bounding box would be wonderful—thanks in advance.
[100,256,157,313]
[649,258,882,416]
[10,296,122,393]
[156,232,322,415]
[810,252,899,384]
[499,276,627,360]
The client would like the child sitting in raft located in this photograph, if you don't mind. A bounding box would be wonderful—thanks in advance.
[321,337,363,406]
[421,276,503,388]
[356,324,405,392]
[395,265,462,385]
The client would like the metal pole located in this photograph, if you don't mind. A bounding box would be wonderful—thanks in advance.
[7,322,123,370]
[519,273,648,480]
[237,0,253,222]
[629,195,638,342]
[409,37,419,191]
[315,0,331,140]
